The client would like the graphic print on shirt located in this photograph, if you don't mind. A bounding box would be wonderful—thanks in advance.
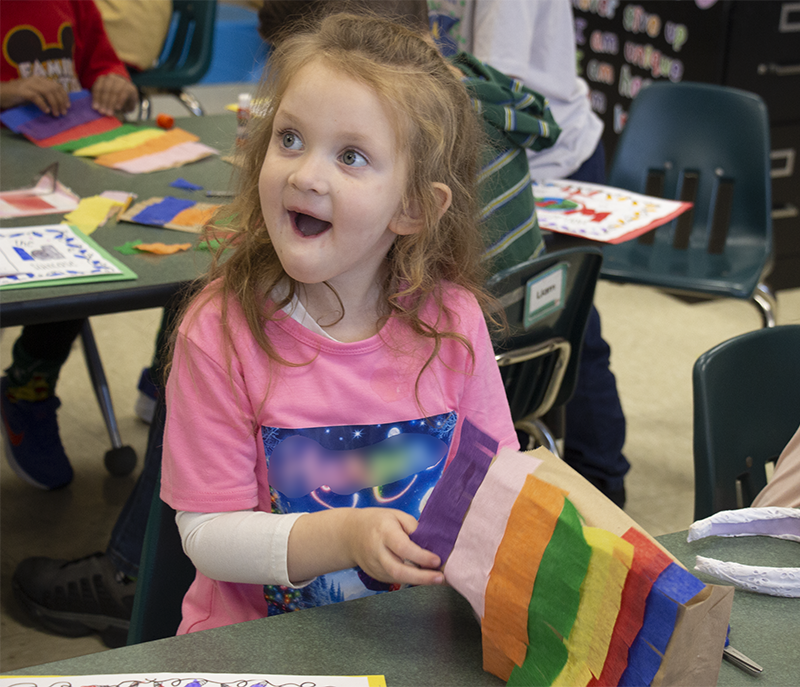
[3,22,81,92]
[261,412,457,615]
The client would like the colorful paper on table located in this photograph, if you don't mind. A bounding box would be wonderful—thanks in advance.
[171,177,204,191]
[93,127,218,173]
[135,242,193,255]
[119,196,222,233]
[0,224,136,289]
[0,673,386,687]
[532,180,693,244]
[0,90,122,147]
[61,195,126,235]
[71,127,165,157]
[425,434,733,687]
[0,168,79,219]
[51,122,141,152]
[115,239,144,255]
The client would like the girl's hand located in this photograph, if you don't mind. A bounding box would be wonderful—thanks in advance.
[287,507,443,587]
[345,508,443,587]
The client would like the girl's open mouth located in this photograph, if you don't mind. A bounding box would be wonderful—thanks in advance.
[291,211,331,237]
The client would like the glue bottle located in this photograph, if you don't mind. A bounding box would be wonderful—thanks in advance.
[236,93,252,147]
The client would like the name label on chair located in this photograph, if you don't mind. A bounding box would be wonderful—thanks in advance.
[525,263,566,329]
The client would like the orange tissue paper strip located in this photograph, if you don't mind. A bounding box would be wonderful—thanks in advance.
[135,242,192,255]
[170,205,219,229]
[482,473,566,679]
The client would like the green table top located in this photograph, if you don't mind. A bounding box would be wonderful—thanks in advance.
[0,114,240,327]
[6,531,798,686]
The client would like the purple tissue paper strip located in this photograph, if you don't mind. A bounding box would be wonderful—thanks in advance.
[409,418,498,563]
[0,90,90,133]
[18,92,100,141]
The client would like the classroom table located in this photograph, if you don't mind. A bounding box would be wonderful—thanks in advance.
[5,531,798,686]
[0,114,239,328]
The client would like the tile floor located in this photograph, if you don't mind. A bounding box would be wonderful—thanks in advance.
[2,84,800,672]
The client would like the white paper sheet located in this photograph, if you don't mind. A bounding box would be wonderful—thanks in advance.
[0,673,385,687]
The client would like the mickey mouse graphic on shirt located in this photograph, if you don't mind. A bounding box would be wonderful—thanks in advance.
[3,23,81,93]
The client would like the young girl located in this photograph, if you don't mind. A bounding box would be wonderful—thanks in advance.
[160,12,518,634]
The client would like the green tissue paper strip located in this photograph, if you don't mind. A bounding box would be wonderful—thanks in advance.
[508,498,592,686]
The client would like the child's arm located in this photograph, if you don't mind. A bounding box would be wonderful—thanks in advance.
[0,77,70,115]
[176,508,443,588]
[90,72,138,115]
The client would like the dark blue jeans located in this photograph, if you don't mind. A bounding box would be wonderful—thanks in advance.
[562,140,630,494]
[106,306,175,579]
[107,396,164,578]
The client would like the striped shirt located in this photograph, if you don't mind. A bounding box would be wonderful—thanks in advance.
[454,53,561,274]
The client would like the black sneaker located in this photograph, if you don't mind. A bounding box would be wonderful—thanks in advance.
[12,552,136,648]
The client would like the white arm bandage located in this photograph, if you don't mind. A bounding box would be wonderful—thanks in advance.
[175,509,310,587]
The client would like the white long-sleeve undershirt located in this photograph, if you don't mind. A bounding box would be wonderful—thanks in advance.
[175,509,311,587]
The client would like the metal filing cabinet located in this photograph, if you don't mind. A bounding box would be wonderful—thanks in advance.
[573,0,800,290]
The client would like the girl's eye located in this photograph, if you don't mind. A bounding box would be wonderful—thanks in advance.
[340,149,367,167]
[281,131,302,150]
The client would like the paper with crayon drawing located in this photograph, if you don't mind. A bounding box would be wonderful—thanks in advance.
[533,180,692,244]
[0,224,136,289]
[0,673,386,687]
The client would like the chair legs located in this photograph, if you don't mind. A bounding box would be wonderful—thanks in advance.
[515,417,562,459]
[177,89,204,117]
[138,92,152,120]
[136,89,204,120]
[79,320,137,477]
[752,281,777,328]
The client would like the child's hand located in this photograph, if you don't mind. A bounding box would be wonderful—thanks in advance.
[91,73,138,115]
[287,507,443,587]
[345,508,443,587]
[0,77,70,116]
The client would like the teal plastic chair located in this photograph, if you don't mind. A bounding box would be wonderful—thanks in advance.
[487,246,603,455]
[603,81,776,328]
[127,400,196,645]
[132,0,218,118]
[692,324,800,520]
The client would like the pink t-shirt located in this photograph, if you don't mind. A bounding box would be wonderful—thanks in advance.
[161,282,518,633]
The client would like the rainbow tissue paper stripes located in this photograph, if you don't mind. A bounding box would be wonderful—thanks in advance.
[411,420,734,686]
[0,91,121,147]
[0,91,218,172]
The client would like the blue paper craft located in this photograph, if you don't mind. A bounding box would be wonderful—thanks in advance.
[0,92,91,132]
[1,92,94,139]
[131,197,196,226]
[170,178,204,191]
